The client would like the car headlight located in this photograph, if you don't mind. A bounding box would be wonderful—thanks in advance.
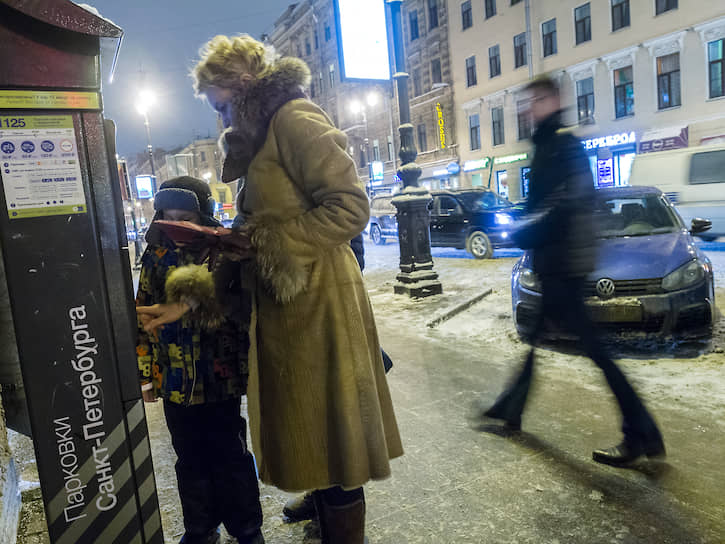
[519,267,541,292]
[662,259,706,291]
[495,213,513,225]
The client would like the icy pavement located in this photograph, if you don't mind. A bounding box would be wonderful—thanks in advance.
[11,238,725,543]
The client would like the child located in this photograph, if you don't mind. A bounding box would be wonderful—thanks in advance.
[135,176,264,544]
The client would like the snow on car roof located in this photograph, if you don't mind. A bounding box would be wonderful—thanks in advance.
[595,186,662,199]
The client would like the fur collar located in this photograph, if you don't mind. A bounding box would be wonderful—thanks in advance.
[221,57,311,182]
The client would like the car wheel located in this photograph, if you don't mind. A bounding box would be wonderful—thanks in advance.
[370,224,385,245]
[467,231,493,259]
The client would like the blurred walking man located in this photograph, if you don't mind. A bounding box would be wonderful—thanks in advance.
[482,76,665,467]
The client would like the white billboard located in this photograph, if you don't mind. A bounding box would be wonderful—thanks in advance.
[333,0,391,82]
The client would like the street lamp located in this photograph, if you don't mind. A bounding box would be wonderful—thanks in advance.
[348,99,371,178]
[387,0,441,297]
[135,89,157,181]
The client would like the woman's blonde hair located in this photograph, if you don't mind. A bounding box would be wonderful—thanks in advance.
[192,34,279,95]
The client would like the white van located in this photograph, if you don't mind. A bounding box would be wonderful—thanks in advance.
[628,144,725,240]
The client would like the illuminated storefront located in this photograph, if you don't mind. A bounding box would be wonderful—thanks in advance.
[581,131,637,188]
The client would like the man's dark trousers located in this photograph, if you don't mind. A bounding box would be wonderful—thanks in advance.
[164,397,263,542]
[488,276,663,447]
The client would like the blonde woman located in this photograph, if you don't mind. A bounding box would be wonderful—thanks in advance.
[138,35,403,543]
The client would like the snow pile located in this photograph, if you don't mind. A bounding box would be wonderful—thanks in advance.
[71,2,118,26]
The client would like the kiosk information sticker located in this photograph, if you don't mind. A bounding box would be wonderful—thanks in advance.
[0,115,87,219]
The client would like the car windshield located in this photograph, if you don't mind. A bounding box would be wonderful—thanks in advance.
[593,195,681,238]
[458,192,512,212]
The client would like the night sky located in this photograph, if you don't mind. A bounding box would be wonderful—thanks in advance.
[77,0,295,157]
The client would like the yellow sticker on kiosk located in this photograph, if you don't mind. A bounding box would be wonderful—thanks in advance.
[0,90,100,110]
[0,115,87,219]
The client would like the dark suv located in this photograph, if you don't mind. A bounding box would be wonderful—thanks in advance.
[430,189,523,258]
[367,189,522,258]
[368,195,398,245]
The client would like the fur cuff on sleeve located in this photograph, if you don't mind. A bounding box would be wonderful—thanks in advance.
[165,264,224,329]
[247,214,309,303]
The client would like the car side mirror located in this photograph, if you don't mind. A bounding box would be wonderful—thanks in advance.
[690,217,712,234]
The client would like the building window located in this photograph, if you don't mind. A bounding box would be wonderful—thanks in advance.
[612,0,630,32]
[517,100,532,140]
[657,52,681,109]
[469,114,481,150]
[462,1,473,30]
[511,0,522,4]
[431,58,442,84]
[314,30,319,49]
[655,0,677,15]
[388,135,395,161]
[325,24,332,42]
[417,124,428,151]
[373,139,381,161]
[297,45,302,58]
[575,3,591,44]
[492,106,505,146]
[489,45,501,78]
[576,77,595,124]
[709,39,724,99]
[310,81,316,98]
[412,67,422,96]
[305,39,311,56]
[466,56,477,87]
[485,0,496,19]
[200,151,206,162]
[514,33,527,68]
[409,10,420,41]
[614,66,634,118]
[428,0,439,29]
[328,64,335,89]
[542,19,557,57]
[318,72,324,93]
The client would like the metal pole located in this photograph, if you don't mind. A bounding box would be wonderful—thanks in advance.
[525,0,533,80]
[387,0,442,298]
[143,112,156,179]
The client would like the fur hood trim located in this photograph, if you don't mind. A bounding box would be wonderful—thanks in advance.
[246,214,309,303]
[221,57,310,182]
[165,264,224,329]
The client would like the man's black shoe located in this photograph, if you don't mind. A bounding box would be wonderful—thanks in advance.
[592,439,665,467]
[481,409,522,432]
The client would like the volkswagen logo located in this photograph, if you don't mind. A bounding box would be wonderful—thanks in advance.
[596,278,616,298]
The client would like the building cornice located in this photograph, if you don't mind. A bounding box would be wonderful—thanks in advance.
[694,15,725,43]
[601,44,640,70]
[642,29,687,57]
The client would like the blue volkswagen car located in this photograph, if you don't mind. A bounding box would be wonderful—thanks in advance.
[512,186,716,336]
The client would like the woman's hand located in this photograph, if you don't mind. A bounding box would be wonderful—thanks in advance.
[137,302,191,334]
[218,229,254,260]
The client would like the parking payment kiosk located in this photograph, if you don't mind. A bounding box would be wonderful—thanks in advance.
[0,1,164,542]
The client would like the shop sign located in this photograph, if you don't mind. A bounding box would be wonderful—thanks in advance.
[597,158,614,187]
[639,126,688,153]
[463,157,491,171]
[582,132,636,150]
[368,160,384,185]
[433,168,449,176]
[135,175,156,199]
[494,153,528,165]
[435,102,446,149]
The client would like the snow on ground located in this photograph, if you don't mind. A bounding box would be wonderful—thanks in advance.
[364,239,725,416]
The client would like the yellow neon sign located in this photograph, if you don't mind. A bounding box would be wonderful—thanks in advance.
[435,102,446,149]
